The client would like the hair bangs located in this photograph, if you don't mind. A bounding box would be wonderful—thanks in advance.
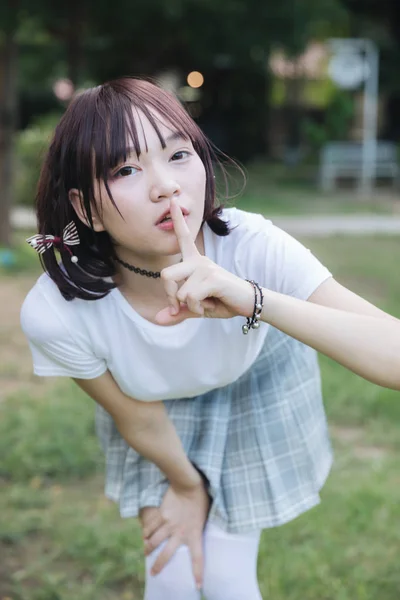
[90,86,198,216]
[105,79,202,155]
[35,77,233,301]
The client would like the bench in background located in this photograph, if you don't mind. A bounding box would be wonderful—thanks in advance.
[319,141,400,191]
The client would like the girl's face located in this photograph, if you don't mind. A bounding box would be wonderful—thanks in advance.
[90,110,206,264]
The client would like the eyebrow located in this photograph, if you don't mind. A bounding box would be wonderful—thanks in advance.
[123,132,189,158]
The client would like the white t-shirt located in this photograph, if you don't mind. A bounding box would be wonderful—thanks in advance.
[20,208,332,401]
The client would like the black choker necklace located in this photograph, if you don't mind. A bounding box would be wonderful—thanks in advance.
[114,256,161,279]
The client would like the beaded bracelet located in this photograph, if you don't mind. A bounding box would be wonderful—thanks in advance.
[242,280,264,335]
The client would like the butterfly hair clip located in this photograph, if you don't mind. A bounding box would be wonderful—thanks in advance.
[26,221,80,263]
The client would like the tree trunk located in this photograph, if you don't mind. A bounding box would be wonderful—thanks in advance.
[66,1,85,85]
[0,31,18,248]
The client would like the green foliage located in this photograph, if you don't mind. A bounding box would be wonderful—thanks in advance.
[0,232,43,275]
[301,89,355,153]
[0,380,102,480]
[15,112,61,207]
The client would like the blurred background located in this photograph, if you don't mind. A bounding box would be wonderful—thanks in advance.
[1,1,400,599]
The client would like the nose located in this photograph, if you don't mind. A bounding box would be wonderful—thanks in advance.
[149,168,181,203]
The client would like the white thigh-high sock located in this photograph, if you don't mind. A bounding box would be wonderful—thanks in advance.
[144,522,262,600]
[202,523,262,600]
[144,542,201,600]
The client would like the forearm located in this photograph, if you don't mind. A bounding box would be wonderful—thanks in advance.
[260,288,400,390]
[73,373,201,490]
[116,400,201,490]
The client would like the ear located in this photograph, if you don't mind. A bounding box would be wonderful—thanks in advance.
[69,189,105,232]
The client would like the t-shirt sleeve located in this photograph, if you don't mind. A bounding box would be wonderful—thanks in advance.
[233,211,332,300]
[20,282,107,379]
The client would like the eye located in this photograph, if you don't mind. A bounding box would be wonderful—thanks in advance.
[115,166,139,178]
[171,150,191,161]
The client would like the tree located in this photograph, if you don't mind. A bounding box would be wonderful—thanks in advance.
[0,0,354,245]
[0,1,88,247]
[0,0,19,248]
[83,0,350,158]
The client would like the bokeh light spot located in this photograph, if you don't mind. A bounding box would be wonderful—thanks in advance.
[187,71,204,88]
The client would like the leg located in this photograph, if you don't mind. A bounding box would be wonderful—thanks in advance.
[202,523,262,600]
[144,541,201,600]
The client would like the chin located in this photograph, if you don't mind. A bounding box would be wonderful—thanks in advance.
[166,239,182,256]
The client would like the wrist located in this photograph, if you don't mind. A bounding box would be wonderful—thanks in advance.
[171,470,203,493]
[242,279,264,334]
[243,278,256,318]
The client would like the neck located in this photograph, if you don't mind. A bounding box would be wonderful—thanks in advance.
[114,252,178,300]
[114,228,205,301]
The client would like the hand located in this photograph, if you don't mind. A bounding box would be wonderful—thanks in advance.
[140,480,210,588]
[155,196,254,326]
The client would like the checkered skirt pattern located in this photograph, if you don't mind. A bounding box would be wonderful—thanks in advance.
[95,326,333,533]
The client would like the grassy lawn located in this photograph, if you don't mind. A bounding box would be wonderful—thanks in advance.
[1,232,400,599]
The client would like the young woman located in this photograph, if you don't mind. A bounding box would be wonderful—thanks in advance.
[21,77,400,600]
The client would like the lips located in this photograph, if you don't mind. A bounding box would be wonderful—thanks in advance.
[156,206,189,225]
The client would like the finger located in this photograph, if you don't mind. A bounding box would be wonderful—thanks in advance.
[170,197,200,260]
[144,524,171,556]
[176,271,208,315]
[142,514,165,540]
[139,506,160,529]
[161,261,196,316]
[155,297,217,325]
[163,278,180,315]
[179,291,205,317]
[151,536,182,576]
[155,303,199,326]
[177,275,220,316]
[187,297,204,316]
[189,534,204,590]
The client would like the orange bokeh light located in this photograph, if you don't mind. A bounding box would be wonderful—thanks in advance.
[187,71,204,88]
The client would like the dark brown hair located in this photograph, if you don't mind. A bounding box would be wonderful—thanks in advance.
[35,77,231,301]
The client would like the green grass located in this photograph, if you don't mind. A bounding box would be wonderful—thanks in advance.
[1,234,400,598]
[303,236,400,431]
[258,457,400,599]
[0,386,102,481]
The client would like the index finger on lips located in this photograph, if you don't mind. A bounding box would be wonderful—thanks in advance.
[170,197,199,260]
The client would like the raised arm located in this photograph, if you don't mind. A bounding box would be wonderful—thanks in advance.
[154,199,400,391]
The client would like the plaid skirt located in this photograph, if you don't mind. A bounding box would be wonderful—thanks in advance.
[95,326,333,533]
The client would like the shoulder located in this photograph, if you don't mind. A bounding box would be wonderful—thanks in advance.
[205,207,286,277]
[214,207,331,298]
[220,207,272,235]
[219,207,283,249]
[20,273,85,344]
[21,274,109,379]
[214,207,283,256]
